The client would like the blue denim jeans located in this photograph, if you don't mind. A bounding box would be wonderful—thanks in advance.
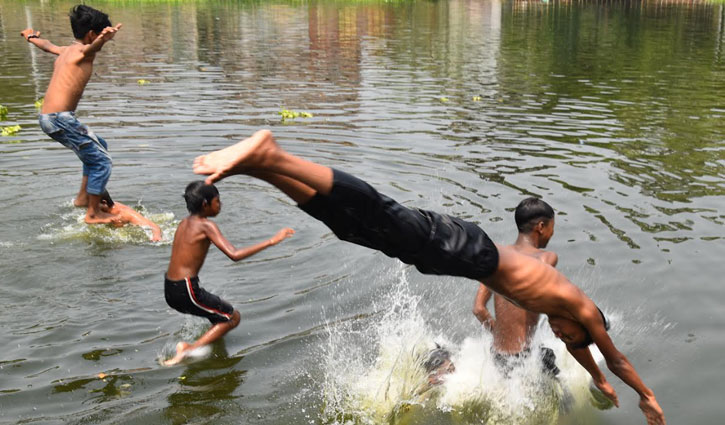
[39,112,112,195]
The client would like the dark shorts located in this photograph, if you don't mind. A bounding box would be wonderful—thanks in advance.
[164,275,234,324]
[494,346,560,377]
[299,169,499,280]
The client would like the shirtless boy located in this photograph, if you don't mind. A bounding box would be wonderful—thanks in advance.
[163,181,294,366]
[473,197,561,376]
[99,192,163,242]
[191,129,665,424]
[22,5,122,223]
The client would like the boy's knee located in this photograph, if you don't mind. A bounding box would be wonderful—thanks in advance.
[255,129,273,140]
[230,310,241,327]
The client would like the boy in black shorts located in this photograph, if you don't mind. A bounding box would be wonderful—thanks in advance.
[190,130,665,425]
[163,181,294,366]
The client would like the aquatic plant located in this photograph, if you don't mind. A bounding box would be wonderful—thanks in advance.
[34,98,44,110]
[439,97,449,103]
[137,79,150,85]
[1,125,21,137]
[0,105,8,120]
[472,96,482,102]
[278,109,313,121]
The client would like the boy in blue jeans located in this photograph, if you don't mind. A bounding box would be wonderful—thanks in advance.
[22,5,122,223]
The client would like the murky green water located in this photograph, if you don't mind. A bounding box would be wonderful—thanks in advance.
[1,1,723,424]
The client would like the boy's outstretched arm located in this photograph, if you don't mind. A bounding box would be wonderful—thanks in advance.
[81,24,123,56]
[576,304,666,425]
[20,29,62,55]
[205,222,294,262]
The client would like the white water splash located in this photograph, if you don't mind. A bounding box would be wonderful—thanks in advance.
[320,266,613,425]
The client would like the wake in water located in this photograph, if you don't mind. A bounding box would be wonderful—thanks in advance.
[320,266,613,425]
[38,200,177,245]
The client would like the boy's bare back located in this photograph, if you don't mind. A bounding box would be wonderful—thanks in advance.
[43,44,95,113]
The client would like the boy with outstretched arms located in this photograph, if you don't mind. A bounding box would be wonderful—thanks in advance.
[191,129,665,425]
[163,181,294,366]
[22,5,122,223]
[99,192,163,242]
[473,197,561,376]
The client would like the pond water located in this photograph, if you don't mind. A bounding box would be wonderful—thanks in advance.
[0,0,723,424]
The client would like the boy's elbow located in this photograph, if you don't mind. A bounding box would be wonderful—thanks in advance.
[606,353,629,373]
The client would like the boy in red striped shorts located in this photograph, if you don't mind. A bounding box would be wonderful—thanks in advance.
[163,181,294,366]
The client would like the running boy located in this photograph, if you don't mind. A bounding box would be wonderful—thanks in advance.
[473,197,561,376]
[163,181,294,366]
[22,5,122,223]
[191,129,665,425]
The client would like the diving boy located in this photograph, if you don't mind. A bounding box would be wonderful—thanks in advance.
[22,5,122,223]
[191,129,666,425]
[163,181,294,366]
[99,192,163,242]
[473,197,561,377]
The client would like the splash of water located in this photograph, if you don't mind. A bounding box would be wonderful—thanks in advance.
[320,266,613,425]
[38,200,177,245]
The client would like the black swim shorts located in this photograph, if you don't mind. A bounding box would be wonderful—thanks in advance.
[299,169,499,280]
[164,275,234,324]
[494,346,560,377]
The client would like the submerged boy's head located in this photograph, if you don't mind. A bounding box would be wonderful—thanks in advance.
[184,181,219,215]
[515,197,555,244]
[69,5,111,40]
[99,190,115,208]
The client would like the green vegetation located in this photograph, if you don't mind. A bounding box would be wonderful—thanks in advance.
[278,109,313,121]
[137,79,150,85]
[34,98,44,110]
[1,125,21,137]
[0,105,8,120]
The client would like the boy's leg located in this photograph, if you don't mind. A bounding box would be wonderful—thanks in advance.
[164,310,241,366]
[81,136,119,223]
[193,129,333,195]
[74,175,89,207]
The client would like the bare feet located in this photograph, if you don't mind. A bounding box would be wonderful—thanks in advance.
[193,129,280,184]
[73,197,88,208]
[163,342,192,366]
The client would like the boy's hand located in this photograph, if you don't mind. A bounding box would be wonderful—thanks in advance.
[270,228,295,245]
[639,395,665,425]
[96,24,123,42]
[21,28,39,41]
[594,379,619,407]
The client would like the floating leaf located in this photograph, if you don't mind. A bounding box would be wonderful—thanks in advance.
[472,96,482,101]
[1,125,21,136]
[439,97,449,103]
[278,109,313,121]
[137,79,150,85]
[0,105,8,120]
[34,98,44,110]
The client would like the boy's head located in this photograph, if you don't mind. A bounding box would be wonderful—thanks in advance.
[548,307,610,350]
[69,5,111,40]
[515,197,555,245]
[184,181,220,215]
[99,190,115,208]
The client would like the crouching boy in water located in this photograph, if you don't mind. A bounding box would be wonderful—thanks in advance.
[191,129,665,424]
[163,181,294,366]
[99,192,163,242]
[22,5,122,224]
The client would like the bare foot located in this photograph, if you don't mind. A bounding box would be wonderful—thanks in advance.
[162,342,191,366]
[192,129,280,184]
[84,210,122,224]
[73,197,88,208]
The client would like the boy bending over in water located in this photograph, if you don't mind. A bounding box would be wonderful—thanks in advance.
[100,192,162,242]
[163,181,294,366]
[191,129,665,425]
[22,5,122,223]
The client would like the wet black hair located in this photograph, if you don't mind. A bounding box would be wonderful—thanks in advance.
[69,5,111,39]
[183,181,219,214]
[570,307,610,350]
[514,197,555,233]
[423,345,452,373]
[100,190,114,208]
